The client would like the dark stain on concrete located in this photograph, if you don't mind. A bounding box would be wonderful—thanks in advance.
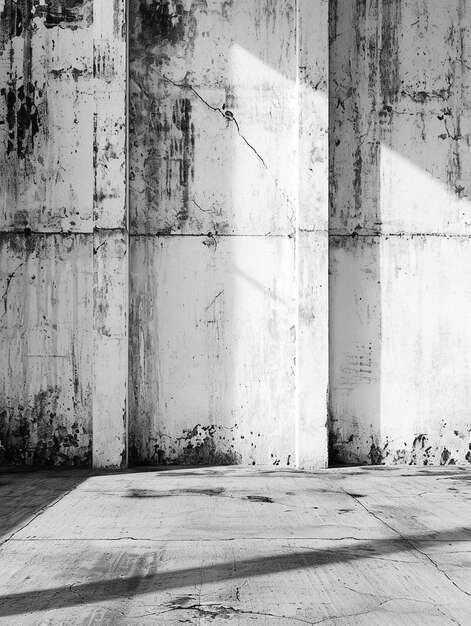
[369,442,386,465]
[173,425,241,466]
[247,495,274,503]
[130,424,242,467]
[126,487,225,498]
[36,0,92,29]
[380,0,401,106]
[1,82,40,158]
[171,97,195,228]
[1,1,91,55]
[441,448,451,465]
[138,0,186,46]
[0,387,91,466]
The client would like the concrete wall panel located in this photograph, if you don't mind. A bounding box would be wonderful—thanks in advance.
[0,233,93,465]
[330,234,471,466]
[380,235,471,465]
[330,0,471,466]
[0,1,94,233]
[129,235,296,466]
[92,0,127,468]
[129,0,329,467]
[329,235,382,464]
[297,0,328,468]
[129,0,297,236]
[0,1,127,467]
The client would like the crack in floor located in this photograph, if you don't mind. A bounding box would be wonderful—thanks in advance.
[155,602,315,624]
[332,481,471,604]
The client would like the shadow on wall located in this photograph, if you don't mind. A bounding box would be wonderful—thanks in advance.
[127,0,324,468]
[329,0,471,466]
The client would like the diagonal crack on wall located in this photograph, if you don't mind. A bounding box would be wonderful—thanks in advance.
[1,262,25,320]
[160,74,267,169]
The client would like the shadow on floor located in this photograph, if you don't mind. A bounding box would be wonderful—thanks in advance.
[0,467,91,544]
[1,526,470,617]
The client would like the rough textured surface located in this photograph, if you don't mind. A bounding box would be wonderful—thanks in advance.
[0,234,93,466]
[91,0,127,468]
[1,0,327,468]
[0,1,94,232]
[1,466,471,623]
[129,0,328,468]
[329,0,471,465]
[0,1,127,467]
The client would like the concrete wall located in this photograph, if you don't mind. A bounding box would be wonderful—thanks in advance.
[0,0,328,468]
[330,0,471,465]
[128,0,328,467]
[0,1,126,467]
[6,0,467,470]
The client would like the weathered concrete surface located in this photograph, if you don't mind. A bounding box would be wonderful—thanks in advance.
[129,235,297,466]
[91,0,127,468]
[0,1,94,232]
[330,0,471,465]
[297,0,329,468]
[1,466,471,623]
[0,2,95,466]
[129,0,328,468]
[0,234,93,465]
[0,1,127,467]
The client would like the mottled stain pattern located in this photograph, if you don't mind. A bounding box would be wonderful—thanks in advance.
[1,82,40,158]
[128,0,303,467]
[130,424,241,466]
[0,0,94,231]
[137,0,195,47]
[330,430,471,468]
[1,0,91,45]
[0,0,95,466]
[330,1,471,466]
[130,91,195,233]
[129,0,296,236]
[0,387,91,465]
[33,0,92,29]
[0,234,93,466]
[1,0,126,468]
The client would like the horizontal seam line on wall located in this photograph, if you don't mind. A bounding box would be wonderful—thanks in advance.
[328,232,471,238]
[0,228,126,236]
[129,232,326,238]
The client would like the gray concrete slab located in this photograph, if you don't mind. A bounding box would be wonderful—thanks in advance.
[1,466,471,624]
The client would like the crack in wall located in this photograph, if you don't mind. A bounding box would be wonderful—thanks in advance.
[160,74,267,169]
[1,261,24,319]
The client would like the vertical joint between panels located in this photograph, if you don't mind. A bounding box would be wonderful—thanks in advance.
[125,0,130,469]
[294,0,301,468]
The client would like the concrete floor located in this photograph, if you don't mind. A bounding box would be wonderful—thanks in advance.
[1,467,471,625]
